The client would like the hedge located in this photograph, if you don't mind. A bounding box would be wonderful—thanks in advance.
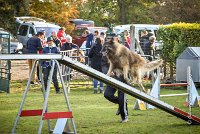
[157,23,200,79]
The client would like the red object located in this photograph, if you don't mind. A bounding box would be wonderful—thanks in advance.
[57,30,66,40]
[43,111,73,120]
[61,38,67,45]
[20,109,43,117]
[160,83,188,87]
[174,107,200,123]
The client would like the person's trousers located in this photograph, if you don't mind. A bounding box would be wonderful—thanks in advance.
[104,75,128,120]
[28,59,36,82]
[43,66,60,92]
[93,79,103,90]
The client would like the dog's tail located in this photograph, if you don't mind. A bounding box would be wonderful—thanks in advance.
[144,59,163,72]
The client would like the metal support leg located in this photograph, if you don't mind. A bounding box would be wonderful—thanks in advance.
[67,67,71,93]
[187,67,192,118]
[12,60,38,134]
[56,60,77,134]
[38,63,51,133]
[38,61,55,134]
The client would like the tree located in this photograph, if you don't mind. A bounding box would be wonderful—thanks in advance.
[0,0,82,34]
[152,0,200,24]
[79,0,159,26]
[29,0,81,33]
[78,0,119,26]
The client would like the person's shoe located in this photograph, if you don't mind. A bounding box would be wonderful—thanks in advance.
[30,81,34,84]
[121,117,128,123]
[56,90,62,94]
[94,90,97,94]
[30,81,39,85]
[116,108,120,115]
[100,90,103,94]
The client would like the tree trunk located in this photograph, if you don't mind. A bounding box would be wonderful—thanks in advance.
[170,63,174,81]
[117,0,127,24]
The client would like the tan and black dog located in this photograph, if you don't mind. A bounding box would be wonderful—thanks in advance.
[101,40,163,92]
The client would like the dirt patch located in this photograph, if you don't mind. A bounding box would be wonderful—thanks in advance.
[11,60,29,80]
[10,60,90,81]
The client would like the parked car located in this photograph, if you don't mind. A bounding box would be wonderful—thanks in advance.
[15,16,46,24]
[72,26,108,47]
[0,28,23,54]
[16,16,60,53]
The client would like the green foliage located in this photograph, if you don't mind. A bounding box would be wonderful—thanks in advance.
[0,0,18,34]
[1,0,200,36]
[78,0,119,26]
[157,22,200,71]
[152,0,200,24]
[79,0,157,25]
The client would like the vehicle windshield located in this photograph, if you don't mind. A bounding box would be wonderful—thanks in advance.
[72,28,86,37]
[36,27,60,37]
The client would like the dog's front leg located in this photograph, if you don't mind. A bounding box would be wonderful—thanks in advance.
[107,63,113,76]
[138,83,146,93]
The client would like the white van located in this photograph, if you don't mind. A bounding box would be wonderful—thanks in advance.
[16,17,60,53]
[114,24,159,39]
[114,24,162,51]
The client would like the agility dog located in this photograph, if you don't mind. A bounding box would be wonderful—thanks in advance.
[101,40,163,92]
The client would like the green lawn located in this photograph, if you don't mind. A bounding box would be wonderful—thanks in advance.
[0,80,200,134]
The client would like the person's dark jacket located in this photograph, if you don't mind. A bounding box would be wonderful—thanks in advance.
[27,35,42,53]
[51,36,62,48]
[86,33,94,48]
[140,35,150,55]
[60,42,79,51]
[42,46,60,67]
[88,42,102,72]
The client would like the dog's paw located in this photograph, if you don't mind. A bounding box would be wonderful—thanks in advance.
[125,78,132,83]
[106,73,111,76]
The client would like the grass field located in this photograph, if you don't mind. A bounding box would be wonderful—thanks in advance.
[0,80,200,134]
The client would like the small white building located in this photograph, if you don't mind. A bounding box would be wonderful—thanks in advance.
[176,47,200,82]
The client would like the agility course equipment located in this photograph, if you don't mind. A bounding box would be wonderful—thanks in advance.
[1,54,200,127]
[147,67,200,108]
[4,56,77,134]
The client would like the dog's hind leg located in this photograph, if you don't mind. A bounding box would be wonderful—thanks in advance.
[135,69,146,93]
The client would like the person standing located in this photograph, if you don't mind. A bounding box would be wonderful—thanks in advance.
[140,30,150,55]
[103,34,128,123]
[27,31,44,84]
[124,30,130,49]
[149,35,156,59]
[60,35,79,51]
[100,32,106,44]
[88,37,103,94]
[93,30,99,42]
[51,31,62,49]
[83,30,94,65]
[42,37,61,94]
[57,27,67,45]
